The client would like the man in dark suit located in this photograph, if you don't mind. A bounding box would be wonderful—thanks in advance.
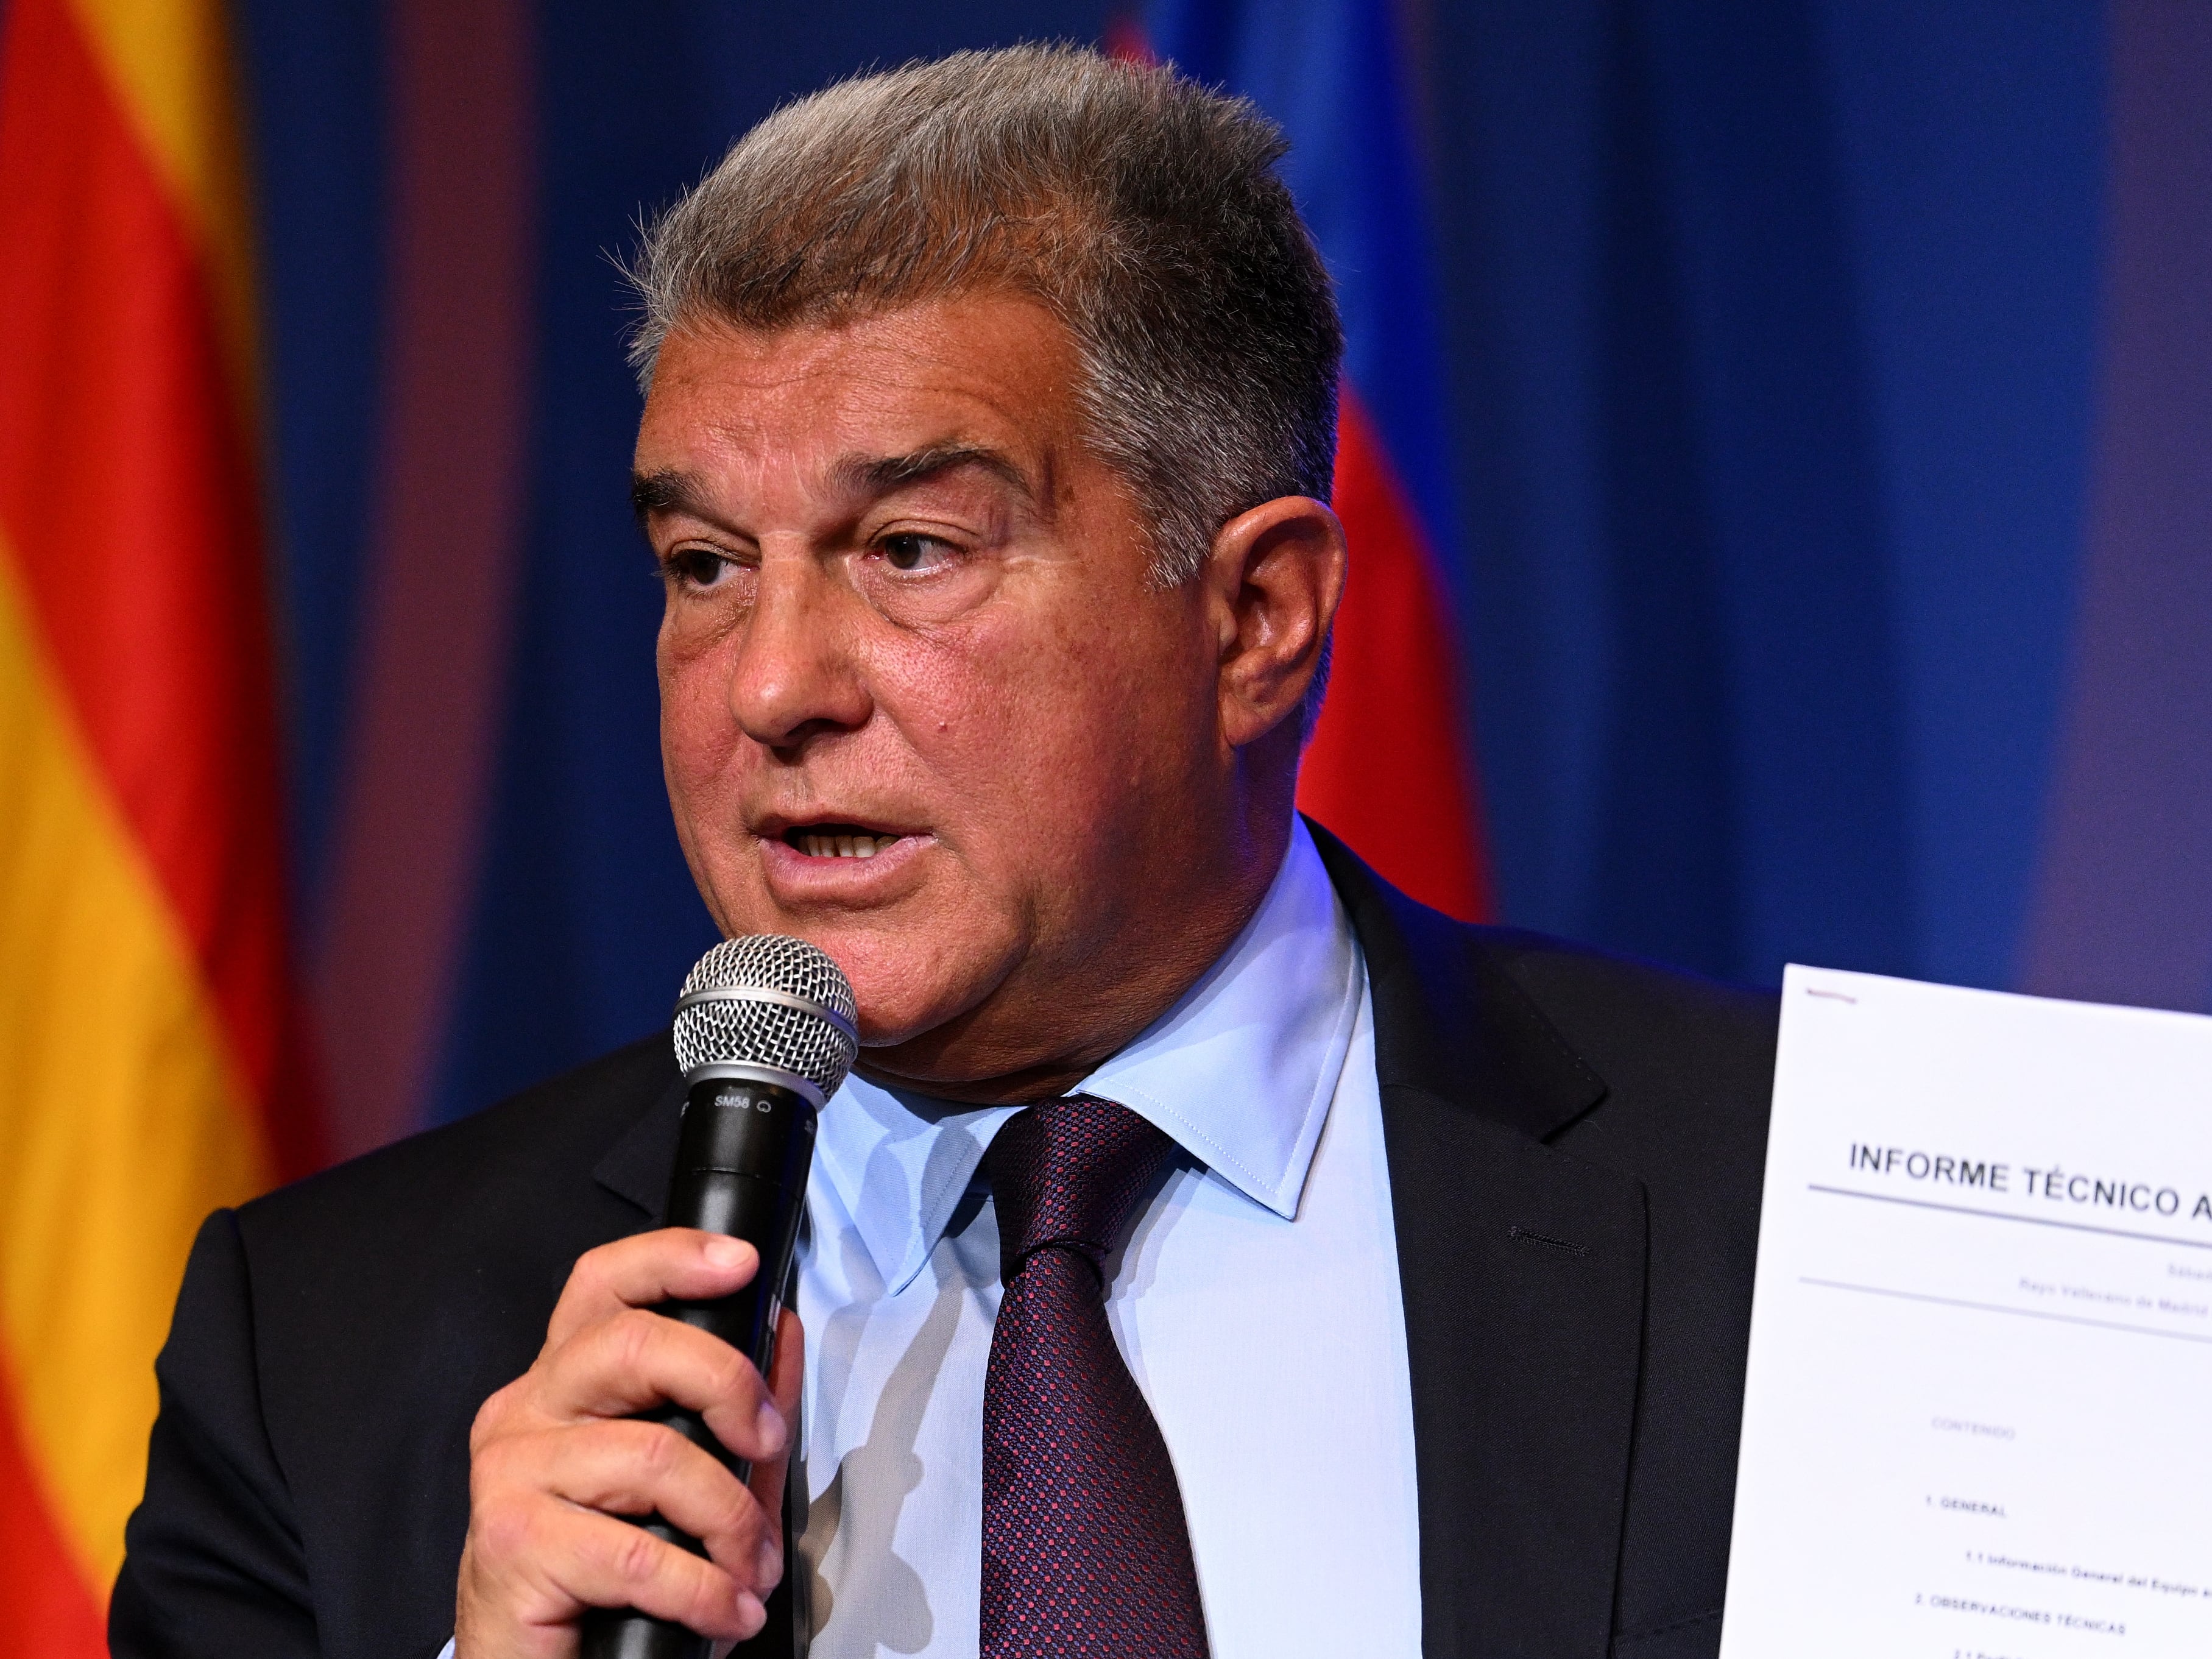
[113,44,1773,1659]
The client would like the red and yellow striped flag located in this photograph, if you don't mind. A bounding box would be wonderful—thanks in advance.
[0,0,322,1646]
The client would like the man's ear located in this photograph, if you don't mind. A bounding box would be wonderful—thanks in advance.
[1206,495,1347,749]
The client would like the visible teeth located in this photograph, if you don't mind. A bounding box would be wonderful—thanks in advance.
[796,832,899,858]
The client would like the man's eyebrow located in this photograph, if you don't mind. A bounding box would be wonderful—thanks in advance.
[630,445,1041,528]
[630,469,707,524]
[833,443,1037,504]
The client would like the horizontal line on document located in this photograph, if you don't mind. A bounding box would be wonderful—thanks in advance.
[1801,1277,2212,1345]
[1807,1184,2212,1251]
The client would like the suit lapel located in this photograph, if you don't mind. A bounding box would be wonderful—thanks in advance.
[1314,824,1650,1659]
[593,1072,686,1219]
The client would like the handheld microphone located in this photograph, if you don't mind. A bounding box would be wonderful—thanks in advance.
[580,935,858,1659]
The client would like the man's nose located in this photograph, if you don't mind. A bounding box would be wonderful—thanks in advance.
[727,553,872,749]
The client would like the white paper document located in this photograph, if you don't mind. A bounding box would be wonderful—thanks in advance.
[1721,967,2212,1657]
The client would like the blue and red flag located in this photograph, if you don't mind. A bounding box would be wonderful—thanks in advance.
[1126,0,1493,921]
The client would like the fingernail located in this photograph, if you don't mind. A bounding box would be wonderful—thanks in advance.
[756,1401,786,1456]
[735,1591,767,1638]
[757,1535,782,1587]
[704,1236,749,1270]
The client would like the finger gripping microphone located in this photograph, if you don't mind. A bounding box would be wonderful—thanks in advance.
[580,935,858,1659]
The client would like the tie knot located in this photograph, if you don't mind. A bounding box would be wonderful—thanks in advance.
[985,1095,1175,1281]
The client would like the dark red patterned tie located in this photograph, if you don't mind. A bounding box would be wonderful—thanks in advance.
[980,1095,1210,1658]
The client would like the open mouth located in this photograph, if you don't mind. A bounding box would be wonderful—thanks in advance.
[781,823,909,860]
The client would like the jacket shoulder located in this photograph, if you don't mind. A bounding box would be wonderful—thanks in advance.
[1310,818,1773,1155]
[212,1033,677,1658]
[239,1030,676,1255]
[1458,923,1777,1203]
[1474,925,1779,1112]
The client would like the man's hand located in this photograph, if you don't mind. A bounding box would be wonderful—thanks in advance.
[455,1229,804,1658]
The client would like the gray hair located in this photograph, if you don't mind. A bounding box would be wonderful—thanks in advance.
[625,43,1343,592]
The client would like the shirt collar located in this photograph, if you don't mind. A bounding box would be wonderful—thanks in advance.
[811,818,1363,1293]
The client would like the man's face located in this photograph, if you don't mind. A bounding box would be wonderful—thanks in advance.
[635,294,1265,1094]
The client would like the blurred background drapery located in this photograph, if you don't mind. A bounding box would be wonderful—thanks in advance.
[6,0,2212,1644]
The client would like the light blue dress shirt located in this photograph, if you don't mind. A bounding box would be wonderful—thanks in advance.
[437,821,1422,1659]
[793,819,1422,1657]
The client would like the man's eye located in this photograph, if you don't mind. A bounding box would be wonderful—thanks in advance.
[880,533,956,573]
[665,547,735,588]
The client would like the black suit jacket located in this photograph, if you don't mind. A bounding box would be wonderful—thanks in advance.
[111,830,1775,1658]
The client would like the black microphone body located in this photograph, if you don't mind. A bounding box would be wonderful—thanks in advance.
[579,1075,818,1659]
[657,1072,818,1462]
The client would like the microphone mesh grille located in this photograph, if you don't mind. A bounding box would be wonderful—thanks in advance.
[673,935,860,1098]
